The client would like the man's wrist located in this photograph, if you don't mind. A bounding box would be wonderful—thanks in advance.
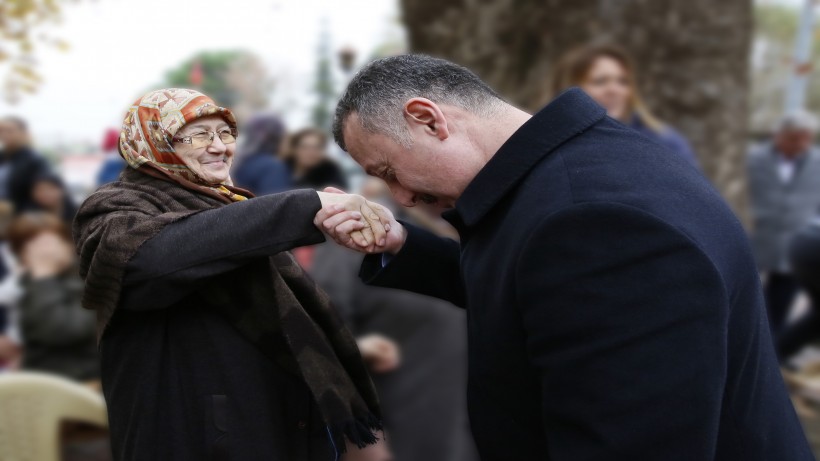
[385,223,408,255]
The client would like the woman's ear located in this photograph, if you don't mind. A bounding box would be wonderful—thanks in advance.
[404,98,450,141]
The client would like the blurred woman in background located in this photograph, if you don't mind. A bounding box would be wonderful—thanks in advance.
[551,43,699,168]
[7,212,98,383]
[0,201,22,372]
[27,172,78,225]
[96,128,126,186]
[287,128,348,190]
[232,113,292,195]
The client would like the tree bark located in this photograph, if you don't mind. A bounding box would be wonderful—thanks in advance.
[401,0,752,223]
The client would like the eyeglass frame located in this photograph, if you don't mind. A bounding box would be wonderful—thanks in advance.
[172,127,238,147]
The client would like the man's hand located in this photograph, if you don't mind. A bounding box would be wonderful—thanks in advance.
[315,188,407,255]
[357,334,400,374]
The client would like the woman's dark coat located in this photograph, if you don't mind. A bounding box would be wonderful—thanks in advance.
[80,170,341,461]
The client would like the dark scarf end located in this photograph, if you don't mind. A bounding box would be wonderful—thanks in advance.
[328,413,383,454]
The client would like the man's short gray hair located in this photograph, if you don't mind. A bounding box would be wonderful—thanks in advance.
[332,54,503,151]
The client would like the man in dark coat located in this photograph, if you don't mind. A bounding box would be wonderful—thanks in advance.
[0,117,52,214]
[316,55,814,460]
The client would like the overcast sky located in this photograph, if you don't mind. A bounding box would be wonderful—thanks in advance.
[0,0,403,147]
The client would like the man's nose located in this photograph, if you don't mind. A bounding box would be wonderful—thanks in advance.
[389,185,417,207]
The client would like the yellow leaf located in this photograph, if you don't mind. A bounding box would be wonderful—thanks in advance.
[54,39,70,52]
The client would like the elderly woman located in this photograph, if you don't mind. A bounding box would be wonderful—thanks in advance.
[73,89,388,460]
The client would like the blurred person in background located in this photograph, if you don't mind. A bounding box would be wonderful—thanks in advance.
[287,127,349,190]
[748,110,820,337]
[0,116,53,214]
[7,212,99,383]
[551,43,699,169]
[0,201,22,371]
[96,128,126,186]
[312,177,477,461]
[780,217,820,363]
[27,172,79,225]
[73,88,391,461]
[232,113,292,195]
[0,324,19,372]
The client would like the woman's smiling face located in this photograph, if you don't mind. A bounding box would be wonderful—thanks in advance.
[173,115,235,185]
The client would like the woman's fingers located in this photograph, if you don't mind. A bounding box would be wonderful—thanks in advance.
[323,186,347,194]
[367,201,394,233]
[360,203,386,247]
[349,230,373,249]
[358,222,376,249]
[336,220,368,243]
[321,210,364,233]
[319,209,372,248]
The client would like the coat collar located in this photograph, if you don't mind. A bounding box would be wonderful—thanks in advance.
[442,87,606,230]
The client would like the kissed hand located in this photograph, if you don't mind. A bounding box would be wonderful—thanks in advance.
[315,188,406,254]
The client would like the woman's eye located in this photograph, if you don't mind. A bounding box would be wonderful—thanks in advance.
[191,132,211,140]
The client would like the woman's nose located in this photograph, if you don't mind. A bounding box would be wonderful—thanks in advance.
[206,134,227,153]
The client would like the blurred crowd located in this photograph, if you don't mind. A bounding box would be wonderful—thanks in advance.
[3,42,820,459]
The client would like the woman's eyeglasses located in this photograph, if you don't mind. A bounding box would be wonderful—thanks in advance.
[173,128,237,148]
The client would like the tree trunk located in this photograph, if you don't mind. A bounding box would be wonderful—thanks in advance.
[400,0,752,224]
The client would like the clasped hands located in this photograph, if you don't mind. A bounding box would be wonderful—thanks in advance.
[315,187,406,255]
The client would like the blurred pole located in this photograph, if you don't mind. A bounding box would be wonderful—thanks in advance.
[312,17,335,133]
[334,45,364,191]
[784,0,817,112]
[338,46,357,78]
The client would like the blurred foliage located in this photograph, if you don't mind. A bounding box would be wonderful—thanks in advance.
[0,0,78,104]
[159,50,274,123]
[755,3,800,42]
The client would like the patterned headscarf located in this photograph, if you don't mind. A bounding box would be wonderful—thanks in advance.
[119,88,248,202]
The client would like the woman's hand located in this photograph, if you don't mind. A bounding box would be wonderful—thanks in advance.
[356,334,400,374]
[315,188,407,255]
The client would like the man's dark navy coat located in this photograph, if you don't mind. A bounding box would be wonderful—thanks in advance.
[360,89,814,460]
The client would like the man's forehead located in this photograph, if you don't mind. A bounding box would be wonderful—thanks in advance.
[342,113,366,146]
[342,115,385,164]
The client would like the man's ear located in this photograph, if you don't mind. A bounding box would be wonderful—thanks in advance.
[404,98,449,141]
